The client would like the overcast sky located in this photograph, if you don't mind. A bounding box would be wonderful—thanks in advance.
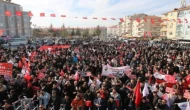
[12,0,190,28]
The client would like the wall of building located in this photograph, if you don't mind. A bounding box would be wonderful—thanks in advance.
[0,1,31,37]
[176,9,190,39]
[166,12,178,39]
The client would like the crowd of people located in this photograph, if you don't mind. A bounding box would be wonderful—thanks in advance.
[0,39,190,110]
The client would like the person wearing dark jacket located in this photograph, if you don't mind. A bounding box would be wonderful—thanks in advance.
[84,90,94,110]
[174,95,186,110]
[93,92,106,110]
[61,95,72,110]
[49,90,61,110]
[107,97,118,110]
[8,90,18,104]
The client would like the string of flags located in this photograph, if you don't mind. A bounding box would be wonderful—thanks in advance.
[0,26,108,36]
[2,11,189,23]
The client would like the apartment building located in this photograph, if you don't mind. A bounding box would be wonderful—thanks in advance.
[175,6,190,40]
[161,9,178,39]
[0,0,31,37]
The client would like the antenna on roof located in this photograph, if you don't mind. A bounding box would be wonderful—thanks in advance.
[180,0,187,8]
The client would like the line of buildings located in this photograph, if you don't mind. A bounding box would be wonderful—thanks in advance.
[108,5,190,40]
[0,0,32,37]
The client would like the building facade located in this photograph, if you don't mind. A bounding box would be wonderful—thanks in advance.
[175,6,190,39]
[161,6,190,39]
[0,0,31,37]
[161,10,178,39]
[131,16,161,37]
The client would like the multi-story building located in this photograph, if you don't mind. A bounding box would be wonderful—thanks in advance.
[161,9,178,39]
[131,15,161,37]
[160,15,168,37]
[0,0,31,37]
[123,14,147,37]
[175,6,190,39]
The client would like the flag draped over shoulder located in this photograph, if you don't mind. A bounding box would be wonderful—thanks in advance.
[134,80,142,107]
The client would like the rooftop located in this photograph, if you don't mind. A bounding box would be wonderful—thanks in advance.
[163,6,190,15]
[0,0,20,6]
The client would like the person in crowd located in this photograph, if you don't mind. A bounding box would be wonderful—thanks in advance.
[71,94,84,110]
[37,89,50,108]
[107,97,118,110]
[49,90,61,110]
[93,92,106,110]
[61,94,72,110]
[0,39,190,110]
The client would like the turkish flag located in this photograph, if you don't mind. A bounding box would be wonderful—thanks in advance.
[50,14,56,17]
[28,12,33,16]
[102,18,107,20]
[136,18,141,23]
[119,18,124,22]
[0,29,4,36]
[83,17,87,19]
[37,72,45,80]
[61,15,66,17]
[5,11,11,16]
[164,75,177,83]
[85,101,92,107]
[151,19,155,24]
[74,72,79,81]
[158,18,163,22]
[144,32,147,38]
[134,80,142,107]
[148,31,152,38]
[24,73,31,81]
[185,74,190,83]
[144,18,147,22]
[60,70,64,76]
[18,60,23,68]
[178,18,182,24]
[16,11,22,16]
[40,13,45,17]
[111,18,116,20]
[93,17,97,19]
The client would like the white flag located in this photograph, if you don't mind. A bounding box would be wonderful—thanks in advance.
[153,72,165,79]
[177,102,190,110]
[142,83,149,97]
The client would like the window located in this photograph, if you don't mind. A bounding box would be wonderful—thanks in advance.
[0,10,2,14]
[170,32,173,35]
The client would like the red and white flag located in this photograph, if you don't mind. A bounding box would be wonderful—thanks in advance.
[61,15,66,17]
[164,75,177,83]
[28,12,33,16]
[50,14,56,17]
[16,11,22,16]
[5,11,11,16]
[40,13,45,17]
[119,18,124,22]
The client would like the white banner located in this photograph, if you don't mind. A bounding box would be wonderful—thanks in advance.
[102,64,130,77]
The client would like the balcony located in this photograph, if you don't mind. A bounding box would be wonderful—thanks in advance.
[150,25,162,27]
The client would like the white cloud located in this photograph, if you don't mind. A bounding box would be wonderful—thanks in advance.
[11,0,190,27]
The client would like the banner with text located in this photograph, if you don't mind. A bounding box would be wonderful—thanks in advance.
[39,45,71,51]
[102,64,130,78]
[0,63,13,76]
